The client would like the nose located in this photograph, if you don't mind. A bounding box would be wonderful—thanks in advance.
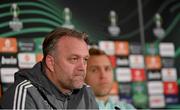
[99,68,106,79]
[77,58,86,71]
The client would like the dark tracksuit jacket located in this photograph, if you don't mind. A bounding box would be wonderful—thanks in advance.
[0,62,99,109]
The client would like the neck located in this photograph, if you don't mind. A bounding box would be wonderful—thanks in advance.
[96,95,109,104]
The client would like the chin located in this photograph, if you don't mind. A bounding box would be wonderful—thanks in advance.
[98,89,110,95]
[96,92,109,97]
[72,79,85,89]
[74,84,84,89]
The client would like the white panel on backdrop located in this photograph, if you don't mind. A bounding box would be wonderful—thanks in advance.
[0,68,18,83]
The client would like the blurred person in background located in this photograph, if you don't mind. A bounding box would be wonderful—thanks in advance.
[85,47,136,110]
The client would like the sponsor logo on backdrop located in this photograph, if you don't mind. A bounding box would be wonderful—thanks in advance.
[115,41,129,56]
[18,53,36,68]
[131,69,146,81]
[149,95,165,108]
[148,81,164,95]
[129,55,144,68]
[0,68,19,83]
[115,68,131,82]
[0,54,17,66]
[159,43,175,57]
[116,57,129,66]
[132,82,147,94]
[145,43,159,55]
[0,38,17,53]
[148,71,161,80]
[119,83,131,95]
[162,58,174,67]
[164,82,178,95]
[162,68,177,81]
[18,38,35,52]
[165,95,179,104]
[145,55,161,70]
[99,41,115,55]
[133,93,148,108]
[129,42,142,54]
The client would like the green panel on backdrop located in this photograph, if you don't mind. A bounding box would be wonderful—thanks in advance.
[34,37,44,53]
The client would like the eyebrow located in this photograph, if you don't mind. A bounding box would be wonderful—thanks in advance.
[89,65,111,68]
[69,54,89,58]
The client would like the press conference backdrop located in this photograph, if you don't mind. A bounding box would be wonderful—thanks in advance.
[0,0,179,109]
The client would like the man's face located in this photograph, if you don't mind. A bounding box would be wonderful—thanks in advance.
[85,55,113,97]
[51,37,89,92]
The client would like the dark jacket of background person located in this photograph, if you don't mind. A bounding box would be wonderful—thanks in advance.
[0,62,98,109]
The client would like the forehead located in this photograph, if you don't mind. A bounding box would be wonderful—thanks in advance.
[57,36,89,56]
[88,55,111,66]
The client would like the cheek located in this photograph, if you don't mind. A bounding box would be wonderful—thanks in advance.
[62,62,75,72]
[65,68,74,77]
[86,74,96,83]
[55,62,74,78]
[107,72,114,81]
[109,71,114,77]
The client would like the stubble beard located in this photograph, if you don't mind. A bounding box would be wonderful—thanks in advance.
[72,75,85,89]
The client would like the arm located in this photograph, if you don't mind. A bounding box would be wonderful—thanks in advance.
[0,80,37,109]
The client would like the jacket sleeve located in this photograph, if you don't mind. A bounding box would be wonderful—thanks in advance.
[0,80,39,109]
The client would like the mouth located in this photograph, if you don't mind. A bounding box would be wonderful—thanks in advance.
[74,72,85,77]
[100,79,110,84]
[74,75,84,81]
[100,83,109,86]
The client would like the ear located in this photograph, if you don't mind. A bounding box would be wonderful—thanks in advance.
[45,55,55,72]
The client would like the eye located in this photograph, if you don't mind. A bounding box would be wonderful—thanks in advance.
[89,67,99,73]
[69,57,78,63]
[83,58,88,64]
[90,67,98,73]
[105,66,112,72]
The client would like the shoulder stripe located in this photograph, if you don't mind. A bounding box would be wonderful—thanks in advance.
[17,81,31,109]
[13,80,33,110]
[13,80,28,109]
[21,84,33,109]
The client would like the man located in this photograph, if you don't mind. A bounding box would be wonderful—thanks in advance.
[85,48,135,110]
[0,27,98,109]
